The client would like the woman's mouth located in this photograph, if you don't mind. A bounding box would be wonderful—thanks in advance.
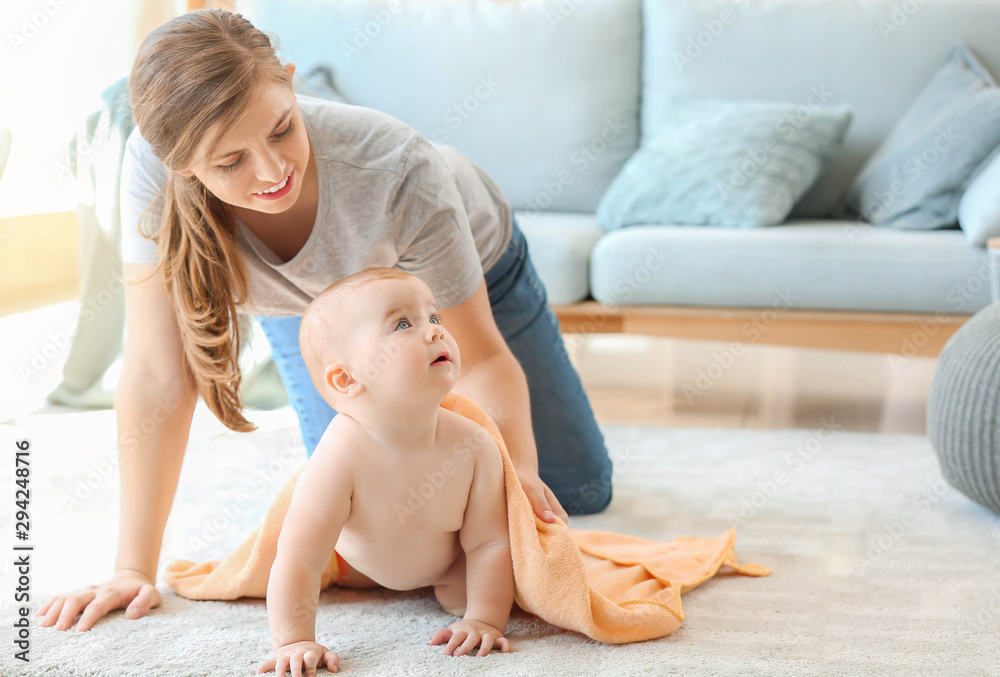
[254,169,294,200]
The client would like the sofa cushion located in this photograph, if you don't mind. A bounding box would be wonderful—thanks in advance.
[512,211,605,305]
[595,98,851,230]
[641,0,1000,219]
[238,0,641,213]
[590,221,992,314]
[842,45,1000,231]
[958,145,1000,247]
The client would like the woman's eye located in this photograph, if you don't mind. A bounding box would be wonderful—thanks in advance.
[220,156,243,173]
[394,319,411,330]
[273,120,295,140]
[217,121,293,174]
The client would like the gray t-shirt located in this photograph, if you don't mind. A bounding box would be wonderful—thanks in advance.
[120,94,512,315]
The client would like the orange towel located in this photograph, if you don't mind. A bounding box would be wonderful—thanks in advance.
[163,393,770,643]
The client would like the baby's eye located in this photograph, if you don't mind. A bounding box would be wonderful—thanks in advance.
[394,319,411,331]
[430,314,441,324]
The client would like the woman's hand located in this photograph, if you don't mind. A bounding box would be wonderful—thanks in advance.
[257,641,340,676]
[35,569,161,632]
[516,470,568,524]
[429,618,511,656]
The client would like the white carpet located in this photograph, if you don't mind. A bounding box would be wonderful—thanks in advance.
[1,403,999,677]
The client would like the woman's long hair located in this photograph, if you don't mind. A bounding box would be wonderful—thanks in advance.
[128,9,293,431]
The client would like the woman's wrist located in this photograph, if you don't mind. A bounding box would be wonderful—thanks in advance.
[514,463,540,483]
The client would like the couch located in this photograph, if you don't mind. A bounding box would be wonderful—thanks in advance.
[233,0,998,358]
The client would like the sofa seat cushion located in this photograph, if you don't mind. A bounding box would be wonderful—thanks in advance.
[511,211,605,305]
[590,220,992,314]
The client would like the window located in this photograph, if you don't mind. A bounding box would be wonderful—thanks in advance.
[0,0,160,217]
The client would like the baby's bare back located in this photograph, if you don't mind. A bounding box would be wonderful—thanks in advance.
[331,409,483,590]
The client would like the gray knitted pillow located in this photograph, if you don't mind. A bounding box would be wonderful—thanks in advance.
[927,301,1000,515]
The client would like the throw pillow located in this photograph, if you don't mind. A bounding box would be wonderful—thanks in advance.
[596,98,852,230]
[843,44,1000,230]
[957,144,1000,246]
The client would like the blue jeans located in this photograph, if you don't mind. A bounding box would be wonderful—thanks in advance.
[257,216,612,515]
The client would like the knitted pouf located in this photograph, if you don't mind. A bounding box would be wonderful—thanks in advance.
[927,301,1000,516]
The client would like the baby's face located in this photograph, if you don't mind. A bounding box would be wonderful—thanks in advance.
[345,277,461,401]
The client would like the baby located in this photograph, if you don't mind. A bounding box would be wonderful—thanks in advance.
[257,267,514,676]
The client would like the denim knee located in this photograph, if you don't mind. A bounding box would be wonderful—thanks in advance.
[546,456,615,516]
[561,481,614,516]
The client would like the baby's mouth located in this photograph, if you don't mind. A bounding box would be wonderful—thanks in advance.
[432,352,450,364]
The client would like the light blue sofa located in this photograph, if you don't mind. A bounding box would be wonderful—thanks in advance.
[237,0,998,352]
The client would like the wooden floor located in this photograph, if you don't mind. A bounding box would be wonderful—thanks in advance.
[565,333,937,434]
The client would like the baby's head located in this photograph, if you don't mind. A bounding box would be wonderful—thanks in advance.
[299,268,461,412]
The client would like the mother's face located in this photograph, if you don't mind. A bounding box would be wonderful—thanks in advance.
[179,67,311,216]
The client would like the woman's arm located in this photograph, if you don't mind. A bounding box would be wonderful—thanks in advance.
[113,262,199,582]
[44,262,199,634]
[439,279,568,523]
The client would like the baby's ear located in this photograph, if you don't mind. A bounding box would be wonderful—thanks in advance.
[325,363,363,399]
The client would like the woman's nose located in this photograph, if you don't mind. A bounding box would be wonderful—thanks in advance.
[256,146,286,184]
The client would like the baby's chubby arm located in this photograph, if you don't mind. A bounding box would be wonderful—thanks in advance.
[458,433,514,632]
[259,433,353,671]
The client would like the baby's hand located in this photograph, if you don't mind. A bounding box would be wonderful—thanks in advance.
[256,640,340,676]
[429,618,511,657]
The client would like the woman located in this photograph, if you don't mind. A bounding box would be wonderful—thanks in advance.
[37,9,611,633]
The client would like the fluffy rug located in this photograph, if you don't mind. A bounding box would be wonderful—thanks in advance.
[2,403,998,677]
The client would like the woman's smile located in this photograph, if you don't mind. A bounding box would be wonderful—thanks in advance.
[254,168,295,200]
